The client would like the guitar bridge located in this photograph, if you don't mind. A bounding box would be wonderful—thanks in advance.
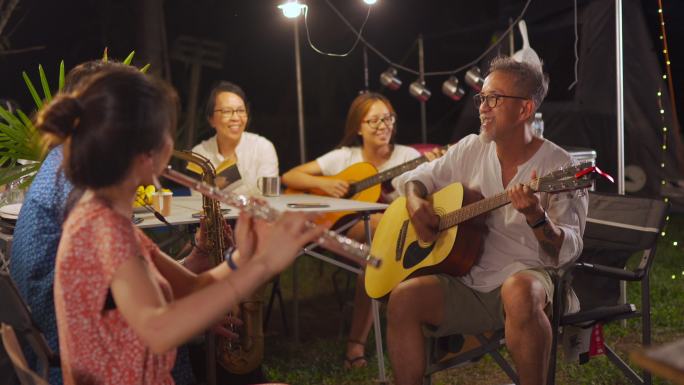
[396,220,409,261]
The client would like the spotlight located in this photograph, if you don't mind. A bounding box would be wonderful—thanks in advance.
[442,76,465,101]
[380,68,402,90]
[409,80,431,102]
[464,67,484,91]
[363,0,378,4]
[278,0,305,18]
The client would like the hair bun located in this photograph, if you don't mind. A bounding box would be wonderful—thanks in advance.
[36,95,84,138]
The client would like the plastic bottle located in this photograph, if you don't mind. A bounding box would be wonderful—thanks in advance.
[531,112,544,138]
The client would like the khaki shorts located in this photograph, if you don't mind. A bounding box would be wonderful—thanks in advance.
[422,268,553,338]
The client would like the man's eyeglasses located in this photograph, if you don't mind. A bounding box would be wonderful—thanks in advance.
[214,108,247,118]
[363,115,396,131]
[473,93,529,109]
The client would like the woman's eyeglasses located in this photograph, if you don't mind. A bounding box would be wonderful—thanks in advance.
[363,115,396,131]
[214,108,247,118]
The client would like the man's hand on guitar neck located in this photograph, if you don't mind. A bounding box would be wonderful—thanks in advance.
[405,181,440,243]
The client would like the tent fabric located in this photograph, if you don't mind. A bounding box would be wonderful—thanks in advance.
[450,0,684,197]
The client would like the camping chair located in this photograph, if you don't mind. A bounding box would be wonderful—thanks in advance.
[423,192,669,385]
[547,192,669,385]
[1,325,48,385]
[0,272,59,384]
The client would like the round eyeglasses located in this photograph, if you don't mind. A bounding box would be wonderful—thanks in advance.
[363,115,396,131]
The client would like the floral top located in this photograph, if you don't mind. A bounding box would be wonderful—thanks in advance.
[54,197,176,385]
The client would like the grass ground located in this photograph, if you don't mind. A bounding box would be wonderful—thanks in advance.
[257,213,684,385]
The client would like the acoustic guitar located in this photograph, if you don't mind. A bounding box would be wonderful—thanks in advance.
[365,162,606,299]
[285,146,446,228]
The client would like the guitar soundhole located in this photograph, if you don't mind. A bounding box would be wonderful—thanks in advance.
[396,221,409,261]
[403,241,435,269]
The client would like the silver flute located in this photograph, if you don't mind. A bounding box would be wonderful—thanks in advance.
[162,167,381,268]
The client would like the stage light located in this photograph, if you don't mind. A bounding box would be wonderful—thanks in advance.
[409,80,431,102]
[380,68,402,90]
[278,0,305,18]
[464,67,484,91]
[363,0,378,4]
[442,76,465,101]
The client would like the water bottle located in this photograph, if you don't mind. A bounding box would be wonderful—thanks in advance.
[531,112,544,138]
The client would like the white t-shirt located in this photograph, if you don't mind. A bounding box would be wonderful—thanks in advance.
[191,132,279,195]
[316,145,421,176]
[392,134,588,292]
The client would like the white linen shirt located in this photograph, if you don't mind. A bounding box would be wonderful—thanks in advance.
[392,134,588,292]
[191,132,279,195]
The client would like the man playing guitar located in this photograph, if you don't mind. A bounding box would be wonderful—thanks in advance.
[386,56,588,385]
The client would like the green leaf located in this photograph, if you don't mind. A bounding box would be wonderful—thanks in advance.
[59,60,65,91]
[103,47,109,62]
[122,51,135,65]
[0,105,22,128]
[15,109,33,128]
[140,63,151,73]
[22,71,43,109]
[38,64,53,101]
[0,164,40,187]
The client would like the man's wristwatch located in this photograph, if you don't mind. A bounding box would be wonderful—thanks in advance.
[527,211,548,229]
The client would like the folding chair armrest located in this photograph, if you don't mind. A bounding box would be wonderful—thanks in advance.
[575,262,644,281]
[561,303,637,325]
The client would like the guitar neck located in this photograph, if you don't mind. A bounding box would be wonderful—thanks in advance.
[351,155,429,193]
[437,190,511,231]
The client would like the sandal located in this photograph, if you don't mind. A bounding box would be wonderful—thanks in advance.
[344,355,368,369]
[344,339,368,369]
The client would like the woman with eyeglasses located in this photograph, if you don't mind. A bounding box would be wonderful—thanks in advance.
[191,81,278,194]
[282,91,437,369]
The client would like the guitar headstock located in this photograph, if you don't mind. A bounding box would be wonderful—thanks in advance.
[533,161,612,193]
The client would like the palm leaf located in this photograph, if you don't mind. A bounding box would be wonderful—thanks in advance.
[0,163,41,187]
[38,64,53,101]
[22,71,43,109]
[58,60,65,91]
[0,105,23,128]
[122,51,135,65]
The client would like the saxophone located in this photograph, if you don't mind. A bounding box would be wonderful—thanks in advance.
[172,150,264,375]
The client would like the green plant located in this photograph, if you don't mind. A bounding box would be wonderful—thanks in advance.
[0,62,63,186]
[0,50,143,187]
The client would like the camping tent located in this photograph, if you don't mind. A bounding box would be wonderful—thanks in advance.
[449,0,683,201]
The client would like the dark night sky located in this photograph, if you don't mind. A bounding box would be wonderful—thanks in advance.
[1,0,682,173]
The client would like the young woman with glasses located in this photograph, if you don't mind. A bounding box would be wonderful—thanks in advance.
[282,91,440,369]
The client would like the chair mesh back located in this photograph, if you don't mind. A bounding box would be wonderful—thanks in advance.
[0,273,35,334]
[574,193,668,309]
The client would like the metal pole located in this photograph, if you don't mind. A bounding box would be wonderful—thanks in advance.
[294,20,307,164]
[418,35,427,144]
[615,0,628,326]
[509,17,515,56]
[616,0,624,195]
[363,45,370,91]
